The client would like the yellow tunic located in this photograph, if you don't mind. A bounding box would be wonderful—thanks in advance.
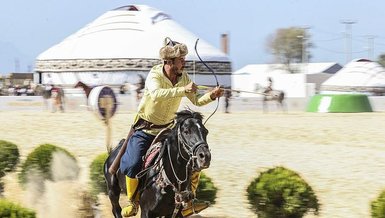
[134,64,214,135]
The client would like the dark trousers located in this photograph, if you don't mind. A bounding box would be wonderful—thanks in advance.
[120,130,155,178]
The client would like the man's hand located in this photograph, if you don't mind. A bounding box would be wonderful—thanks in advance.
[184,82,197,93]
[210,86,224,100]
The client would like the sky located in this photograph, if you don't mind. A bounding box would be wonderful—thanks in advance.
[2,0,385,74]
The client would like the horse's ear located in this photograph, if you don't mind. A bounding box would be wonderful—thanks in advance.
[192,111,204,121]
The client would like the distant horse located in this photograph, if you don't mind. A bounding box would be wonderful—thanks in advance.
[104,110,212,218]
[262,89,286,112]
[74,81,93,99]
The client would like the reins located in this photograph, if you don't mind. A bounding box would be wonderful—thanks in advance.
[167,138,192,187]
[165,119,201,187]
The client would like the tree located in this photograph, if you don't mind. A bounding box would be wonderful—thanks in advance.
[377,54,385,67]
[266,27,313,73]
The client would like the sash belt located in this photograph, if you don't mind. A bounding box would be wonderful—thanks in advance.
[134,118,173,130]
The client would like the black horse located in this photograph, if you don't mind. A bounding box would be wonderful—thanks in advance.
[104,110,212,218]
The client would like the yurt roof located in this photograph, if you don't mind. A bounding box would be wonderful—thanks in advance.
[321,59,385,90]
[233,62,341,75]
[36,5,229,62]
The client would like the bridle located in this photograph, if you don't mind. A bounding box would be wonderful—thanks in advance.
[167,117,208,186]
[165,117,209,217]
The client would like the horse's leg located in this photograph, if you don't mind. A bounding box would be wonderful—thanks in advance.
[276,99,281,111]
[52,98,57,112]
[164,211,183,218]
[107,175,123,218]
[281,100,287,113]
[140,205,160,218]
[59,93,64,112]
[140,209,149,218]
[277,99,282,112]
[60,99,64,112]
[262,99,268,113]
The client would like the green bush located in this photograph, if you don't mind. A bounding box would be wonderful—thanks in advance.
[89,153,108,196]
[197,172,218,204]
[247,166,319,218]
[19,143,77,185]
[0,140,20,177]
[371,189,385,218]
[0,199,36,218]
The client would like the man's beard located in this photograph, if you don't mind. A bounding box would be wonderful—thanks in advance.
[171,66,183,76]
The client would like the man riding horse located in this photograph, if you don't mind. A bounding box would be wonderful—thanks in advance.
[261,77,286,112]
[119,37,223,217]
[263,77,273,94]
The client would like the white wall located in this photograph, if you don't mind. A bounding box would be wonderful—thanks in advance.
[3,95,385,112]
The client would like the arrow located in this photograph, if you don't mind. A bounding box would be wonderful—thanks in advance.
[197,85,267,96]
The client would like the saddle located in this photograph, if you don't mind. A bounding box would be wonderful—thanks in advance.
[142,128,172,170]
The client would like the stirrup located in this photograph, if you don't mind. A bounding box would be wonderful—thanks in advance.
[121,201,138,217]
[181,199,210,217]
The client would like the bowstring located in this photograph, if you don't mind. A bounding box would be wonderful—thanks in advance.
[194,38,220,125]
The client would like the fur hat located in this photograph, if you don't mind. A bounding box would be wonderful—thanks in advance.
[159,37,188,60]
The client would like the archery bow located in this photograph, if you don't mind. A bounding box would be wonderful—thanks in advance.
[194,38,220,124]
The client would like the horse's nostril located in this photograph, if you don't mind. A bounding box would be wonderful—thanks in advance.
[199,153,205,159]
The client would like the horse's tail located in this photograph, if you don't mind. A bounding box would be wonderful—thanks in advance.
[280,91,285,102]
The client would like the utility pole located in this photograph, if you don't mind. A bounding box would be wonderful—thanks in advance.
[302,35,306,64]
[364,35,375,60]
[341,20,356,63]
[297,26,310,74]
[14,58,20,72]
[297,35,306,63]
[301,35,307,74]
[301,29,308,64]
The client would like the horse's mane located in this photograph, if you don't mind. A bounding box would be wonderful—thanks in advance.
[174,109,204,126]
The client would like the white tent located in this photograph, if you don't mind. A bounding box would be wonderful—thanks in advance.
[232,62,341,98]
[35,5,231,87]
[321,59,385,95]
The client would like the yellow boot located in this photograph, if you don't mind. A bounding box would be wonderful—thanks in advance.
[182,172,210,217]
[121,176,139,217]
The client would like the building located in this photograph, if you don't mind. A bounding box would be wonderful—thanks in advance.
[1,73,33,86]
[232,62,342,98]
[321,59,385,96]
[34,5,232,89]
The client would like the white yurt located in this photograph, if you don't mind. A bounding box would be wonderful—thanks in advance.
[34,5,231,89]
[232,62,341,98]
[321,59,385,95]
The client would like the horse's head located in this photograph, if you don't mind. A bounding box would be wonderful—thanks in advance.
[74,81,83,88]
[175,110,211,171]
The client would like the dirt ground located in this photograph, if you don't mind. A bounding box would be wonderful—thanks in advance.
[1,110,385,218]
